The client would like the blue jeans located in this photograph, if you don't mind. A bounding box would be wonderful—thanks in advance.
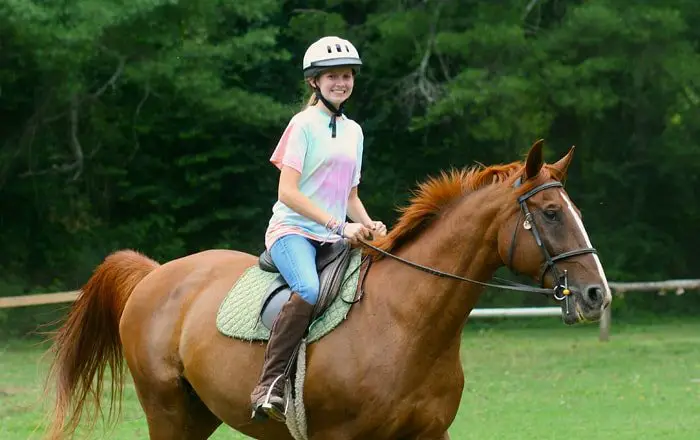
[269,235,320,305]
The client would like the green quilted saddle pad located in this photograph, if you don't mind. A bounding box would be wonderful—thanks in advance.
[216,249,362,343]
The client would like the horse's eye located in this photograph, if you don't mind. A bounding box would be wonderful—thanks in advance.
[544,210,559,221]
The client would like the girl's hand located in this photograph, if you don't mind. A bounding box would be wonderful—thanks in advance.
[364,220,387,237]
[342,222,372,244]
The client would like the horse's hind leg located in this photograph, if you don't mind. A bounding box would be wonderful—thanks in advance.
[133,376,222,440]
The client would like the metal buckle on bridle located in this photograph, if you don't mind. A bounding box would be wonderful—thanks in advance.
[553,269,571,301]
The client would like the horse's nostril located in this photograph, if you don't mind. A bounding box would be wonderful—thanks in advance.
[585,284,603,304]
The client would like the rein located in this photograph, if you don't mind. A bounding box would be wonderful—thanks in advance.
[358,240,554,296]
[357,179,598,301]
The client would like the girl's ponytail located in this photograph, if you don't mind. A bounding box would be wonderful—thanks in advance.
[302,78,319,110]
[303,90,319,109]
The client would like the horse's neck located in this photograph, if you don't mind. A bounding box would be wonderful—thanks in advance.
[368,189,505,355]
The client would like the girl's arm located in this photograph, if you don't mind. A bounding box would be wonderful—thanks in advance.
[279,168,375,240]
[346,186,373,225]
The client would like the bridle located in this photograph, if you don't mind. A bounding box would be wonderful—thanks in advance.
[507,178,597,299]
[358,178,598,301]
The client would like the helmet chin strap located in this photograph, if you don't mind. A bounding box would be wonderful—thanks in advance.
[314,88,345,138]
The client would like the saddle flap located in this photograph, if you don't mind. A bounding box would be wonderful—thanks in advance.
[314,244,352,317]
[315,241,349,272]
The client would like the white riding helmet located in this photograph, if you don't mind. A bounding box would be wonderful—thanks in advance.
[302,36,362,78]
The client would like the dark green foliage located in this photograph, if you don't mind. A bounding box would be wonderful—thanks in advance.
[2,0,699,334]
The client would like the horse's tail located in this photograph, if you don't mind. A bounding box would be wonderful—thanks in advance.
[44,250,159,440]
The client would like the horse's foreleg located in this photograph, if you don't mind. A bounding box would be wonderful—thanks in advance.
[411,432,451,440]
[310,430,451,440]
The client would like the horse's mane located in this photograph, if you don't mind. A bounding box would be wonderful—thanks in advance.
[367,161,560,257]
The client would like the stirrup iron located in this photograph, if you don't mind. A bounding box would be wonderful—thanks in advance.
[251,375,289,422]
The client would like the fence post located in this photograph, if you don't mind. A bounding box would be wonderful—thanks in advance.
[599,306,611,342]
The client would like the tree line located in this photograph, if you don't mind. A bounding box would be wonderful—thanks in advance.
[2,0,699,333]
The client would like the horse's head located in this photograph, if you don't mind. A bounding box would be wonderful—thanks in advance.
[497,140,612,324]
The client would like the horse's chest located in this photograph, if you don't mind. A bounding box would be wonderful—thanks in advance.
[347,389,462,439]
[304,322,464,437]
[307,354,464,438]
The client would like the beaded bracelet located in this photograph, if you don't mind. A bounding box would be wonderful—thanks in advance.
[324,217,337,231]
[334,222,346,237]
[325,217,346,237]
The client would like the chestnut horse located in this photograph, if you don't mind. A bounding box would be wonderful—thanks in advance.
[44,140,611,440]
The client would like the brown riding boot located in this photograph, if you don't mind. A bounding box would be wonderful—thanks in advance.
[250,292,314,422]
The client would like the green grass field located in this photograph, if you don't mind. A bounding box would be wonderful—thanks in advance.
[1,319,699,439]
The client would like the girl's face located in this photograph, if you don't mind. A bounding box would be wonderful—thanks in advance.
[311,67,355,107]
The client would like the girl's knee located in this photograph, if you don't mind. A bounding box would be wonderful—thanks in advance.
[294,280,320,305]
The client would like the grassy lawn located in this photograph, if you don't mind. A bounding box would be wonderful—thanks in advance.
[454,319,700,440]
[1,319,698,439]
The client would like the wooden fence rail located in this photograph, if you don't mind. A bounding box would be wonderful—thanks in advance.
[0,291,79,309]
[598,279,700,341]
[2,280,699,341]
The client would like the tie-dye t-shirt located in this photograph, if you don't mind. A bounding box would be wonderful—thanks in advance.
[264,105,364,250]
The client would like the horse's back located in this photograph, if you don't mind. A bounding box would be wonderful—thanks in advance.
[123,248,256,316]
[120,248,257,380]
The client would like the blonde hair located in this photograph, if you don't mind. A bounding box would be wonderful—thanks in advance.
[303,90,319,109]
[302,78,319,109]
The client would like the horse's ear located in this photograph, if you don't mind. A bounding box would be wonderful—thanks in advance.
[551,146,575,181]
[524,139,545,180]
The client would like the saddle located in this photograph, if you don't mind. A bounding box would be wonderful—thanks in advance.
[257,240,352,329]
